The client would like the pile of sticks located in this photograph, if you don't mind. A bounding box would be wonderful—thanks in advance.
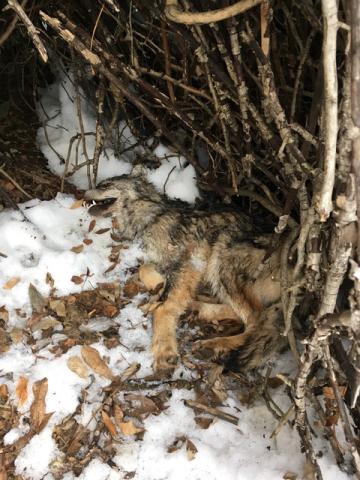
[1,0,359,477]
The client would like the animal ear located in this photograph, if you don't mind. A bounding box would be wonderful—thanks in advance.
[131,164,147,178]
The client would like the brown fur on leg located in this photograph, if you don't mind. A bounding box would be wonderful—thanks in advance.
[138,263,165,292]
[152,259,204,372]
[193,303,285,371]
[190,301,239,324]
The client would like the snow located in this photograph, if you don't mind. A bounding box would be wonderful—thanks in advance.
[15,429,58,479]
[0,77,352,479]
[36,74,199,202]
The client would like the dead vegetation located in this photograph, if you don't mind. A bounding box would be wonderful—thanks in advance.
[0,0,360,478]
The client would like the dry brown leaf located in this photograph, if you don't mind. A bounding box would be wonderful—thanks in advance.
[104,263,117,274]
[0,384,9,402]
[167,436,186,453]
[194,416,213,429]
[283,473,297,480]
[0,452,7,480]
[186,439,198,461]
[30,378,49,431]
[123,279,140,298]
[110,232,123,242]
[71,275,84,285]
[95,228,110,235]
[103,305,118,318]
[88,219,96,232]
[67,356,89,379]
[3,277,20,290]
[83,238,93,245]
[9,327,24,343]
[325,413,339,427]
[16,376,28,406]
[33,316,61,332]
[71,244,84,254]
[120,363,141,382]
[2,180,15,192]
[28,283,47,313]
[125,394,159,418]
[0,306,9,322]
[114,403,124,424]
[49,299,66,317]
[102,410,117,437]
[323,386,347,399]
[81,345,115,380]
[46,272,55,289]
[70,198,84,209]
[118,420,144,436]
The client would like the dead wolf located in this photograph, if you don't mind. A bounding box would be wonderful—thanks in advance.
[84,170,285,373]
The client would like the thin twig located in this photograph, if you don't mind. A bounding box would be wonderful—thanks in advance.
[5,0,48,62]
[0,166,32,199]
[184,399,239,425]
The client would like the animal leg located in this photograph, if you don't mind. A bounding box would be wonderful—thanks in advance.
[193,303,284,371]
[152,261,203,373]
[138,263,165,292]
[190,301,239,324]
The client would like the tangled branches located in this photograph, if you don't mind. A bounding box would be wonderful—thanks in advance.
[0,0,359,477]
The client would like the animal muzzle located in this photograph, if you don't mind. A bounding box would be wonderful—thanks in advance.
[84,192,117,216]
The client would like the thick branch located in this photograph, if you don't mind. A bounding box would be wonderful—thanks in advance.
[164,0,262,25]
[316,0,338,221]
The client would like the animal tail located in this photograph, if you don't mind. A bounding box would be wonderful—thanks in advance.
[224,303,286,372]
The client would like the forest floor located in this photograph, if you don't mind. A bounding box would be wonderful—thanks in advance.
[0,79,351,480]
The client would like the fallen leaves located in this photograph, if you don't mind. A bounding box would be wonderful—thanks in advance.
[124,394,159,418]
[67,356,89,379]
[88,219,96,232]
[102,404,144,437]
[71,244,84,254]
[118,419,144,436]
[186,438,198,461]
[123,279,141,298]
[194,416,213,429]
[0,306,9,322]
[3,277,20,290]
[71,275,84,285]
[0,385,9,403]
[102,410,117,437]
[15,376,28,407]
[323,385,347,399]
[81,346,115,380]
[53,415,90,455]
[167,436,198,461]
[29,282,122,335]
[49,299,66,317]
[70,198,84,209]
[30,378,53,432]
[28,283,47,313]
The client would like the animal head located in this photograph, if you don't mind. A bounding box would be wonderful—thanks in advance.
[84,169,162,238]
[84,169,157,215]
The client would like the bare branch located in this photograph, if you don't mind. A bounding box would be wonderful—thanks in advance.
[316,0,338,221]
[5,0,48,62]
[164,0,263,25]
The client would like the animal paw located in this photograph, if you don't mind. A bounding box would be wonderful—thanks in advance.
[152,341,179,373]
[192,338,229,359]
